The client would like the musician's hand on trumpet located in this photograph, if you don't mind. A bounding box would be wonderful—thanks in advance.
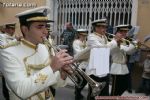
[134,39,141,47]
[60,65,73,80]
[50,49,74,73]
[114,32,124,42]
[112,32,139,48]
[113,32,126,46]
[123,37,142,48]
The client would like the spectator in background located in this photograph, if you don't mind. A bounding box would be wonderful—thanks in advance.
[136,52,150,96]
[127,49,141,93]
[107,25,114,34]
[60,22,77,56]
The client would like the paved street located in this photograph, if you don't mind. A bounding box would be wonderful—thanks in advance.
[0,77,148,100]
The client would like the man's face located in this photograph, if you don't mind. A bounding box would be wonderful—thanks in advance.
[66,23,73,30]
[118,30,128,38]
[5,27,15,36]
[23,22,48,45]
[95,25,107,35]
[79,33,87,41]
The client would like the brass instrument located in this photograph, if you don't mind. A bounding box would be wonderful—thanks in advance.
[75,67,106,96]
[106,33,150,49]
[43,37,106,96]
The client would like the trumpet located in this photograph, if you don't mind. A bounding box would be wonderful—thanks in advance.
[43,37,106,96]
[106,33,146,48]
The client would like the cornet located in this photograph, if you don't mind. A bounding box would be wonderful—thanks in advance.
[43,37,106,96]
[106,33,150,49]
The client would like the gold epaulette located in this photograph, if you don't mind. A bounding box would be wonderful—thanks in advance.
[0,41,20,49]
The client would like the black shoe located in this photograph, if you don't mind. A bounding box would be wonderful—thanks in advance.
[145,93,150,96]
[135,89,144,93]
[75,94,84,100]
[127,89,132,93]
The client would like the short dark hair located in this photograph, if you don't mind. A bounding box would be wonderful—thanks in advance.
[20,22,33,37]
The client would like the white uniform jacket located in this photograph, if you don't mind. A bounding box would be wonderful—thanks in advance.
[0,33,17,76]
[73,39,88,69]
[110,43,136,75]
[0,33,17,45]
[0,39,66,100]
[87,33,117,49]
[87,33,118,76]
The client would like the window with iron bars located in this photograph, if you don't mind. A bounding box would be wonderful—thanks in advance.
[55,0,133,43]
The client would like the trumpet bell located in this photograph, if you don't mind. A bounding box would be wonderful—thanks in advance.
[91,82,106,97]
[76,68,106,96]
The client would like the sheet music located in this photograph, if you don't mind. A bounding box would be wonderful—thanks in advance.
[88,47,110,76]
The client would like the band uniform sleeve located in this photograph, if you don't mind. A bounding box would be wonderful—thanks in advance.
[73,40,83,54]
[87,34,118,50]
[0,49,66,99]
[120,43,136,55]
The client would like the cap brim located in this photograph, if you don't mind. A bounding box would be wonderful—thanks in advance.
[93,23,108,26]
[119,28,130,31]
[30,20,54,23]
[80,33,88,36]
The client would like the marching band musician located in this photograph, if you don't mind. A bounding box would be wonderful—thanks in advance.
[110,24,138,96]
[0,23,16,45]
[87,18,121,100]
[0,6,73,100]
[73,29,88,100]
[0,22,16,100]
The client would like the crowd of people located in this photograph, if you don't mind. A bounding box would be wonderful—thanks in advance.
[0,6,150,100]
